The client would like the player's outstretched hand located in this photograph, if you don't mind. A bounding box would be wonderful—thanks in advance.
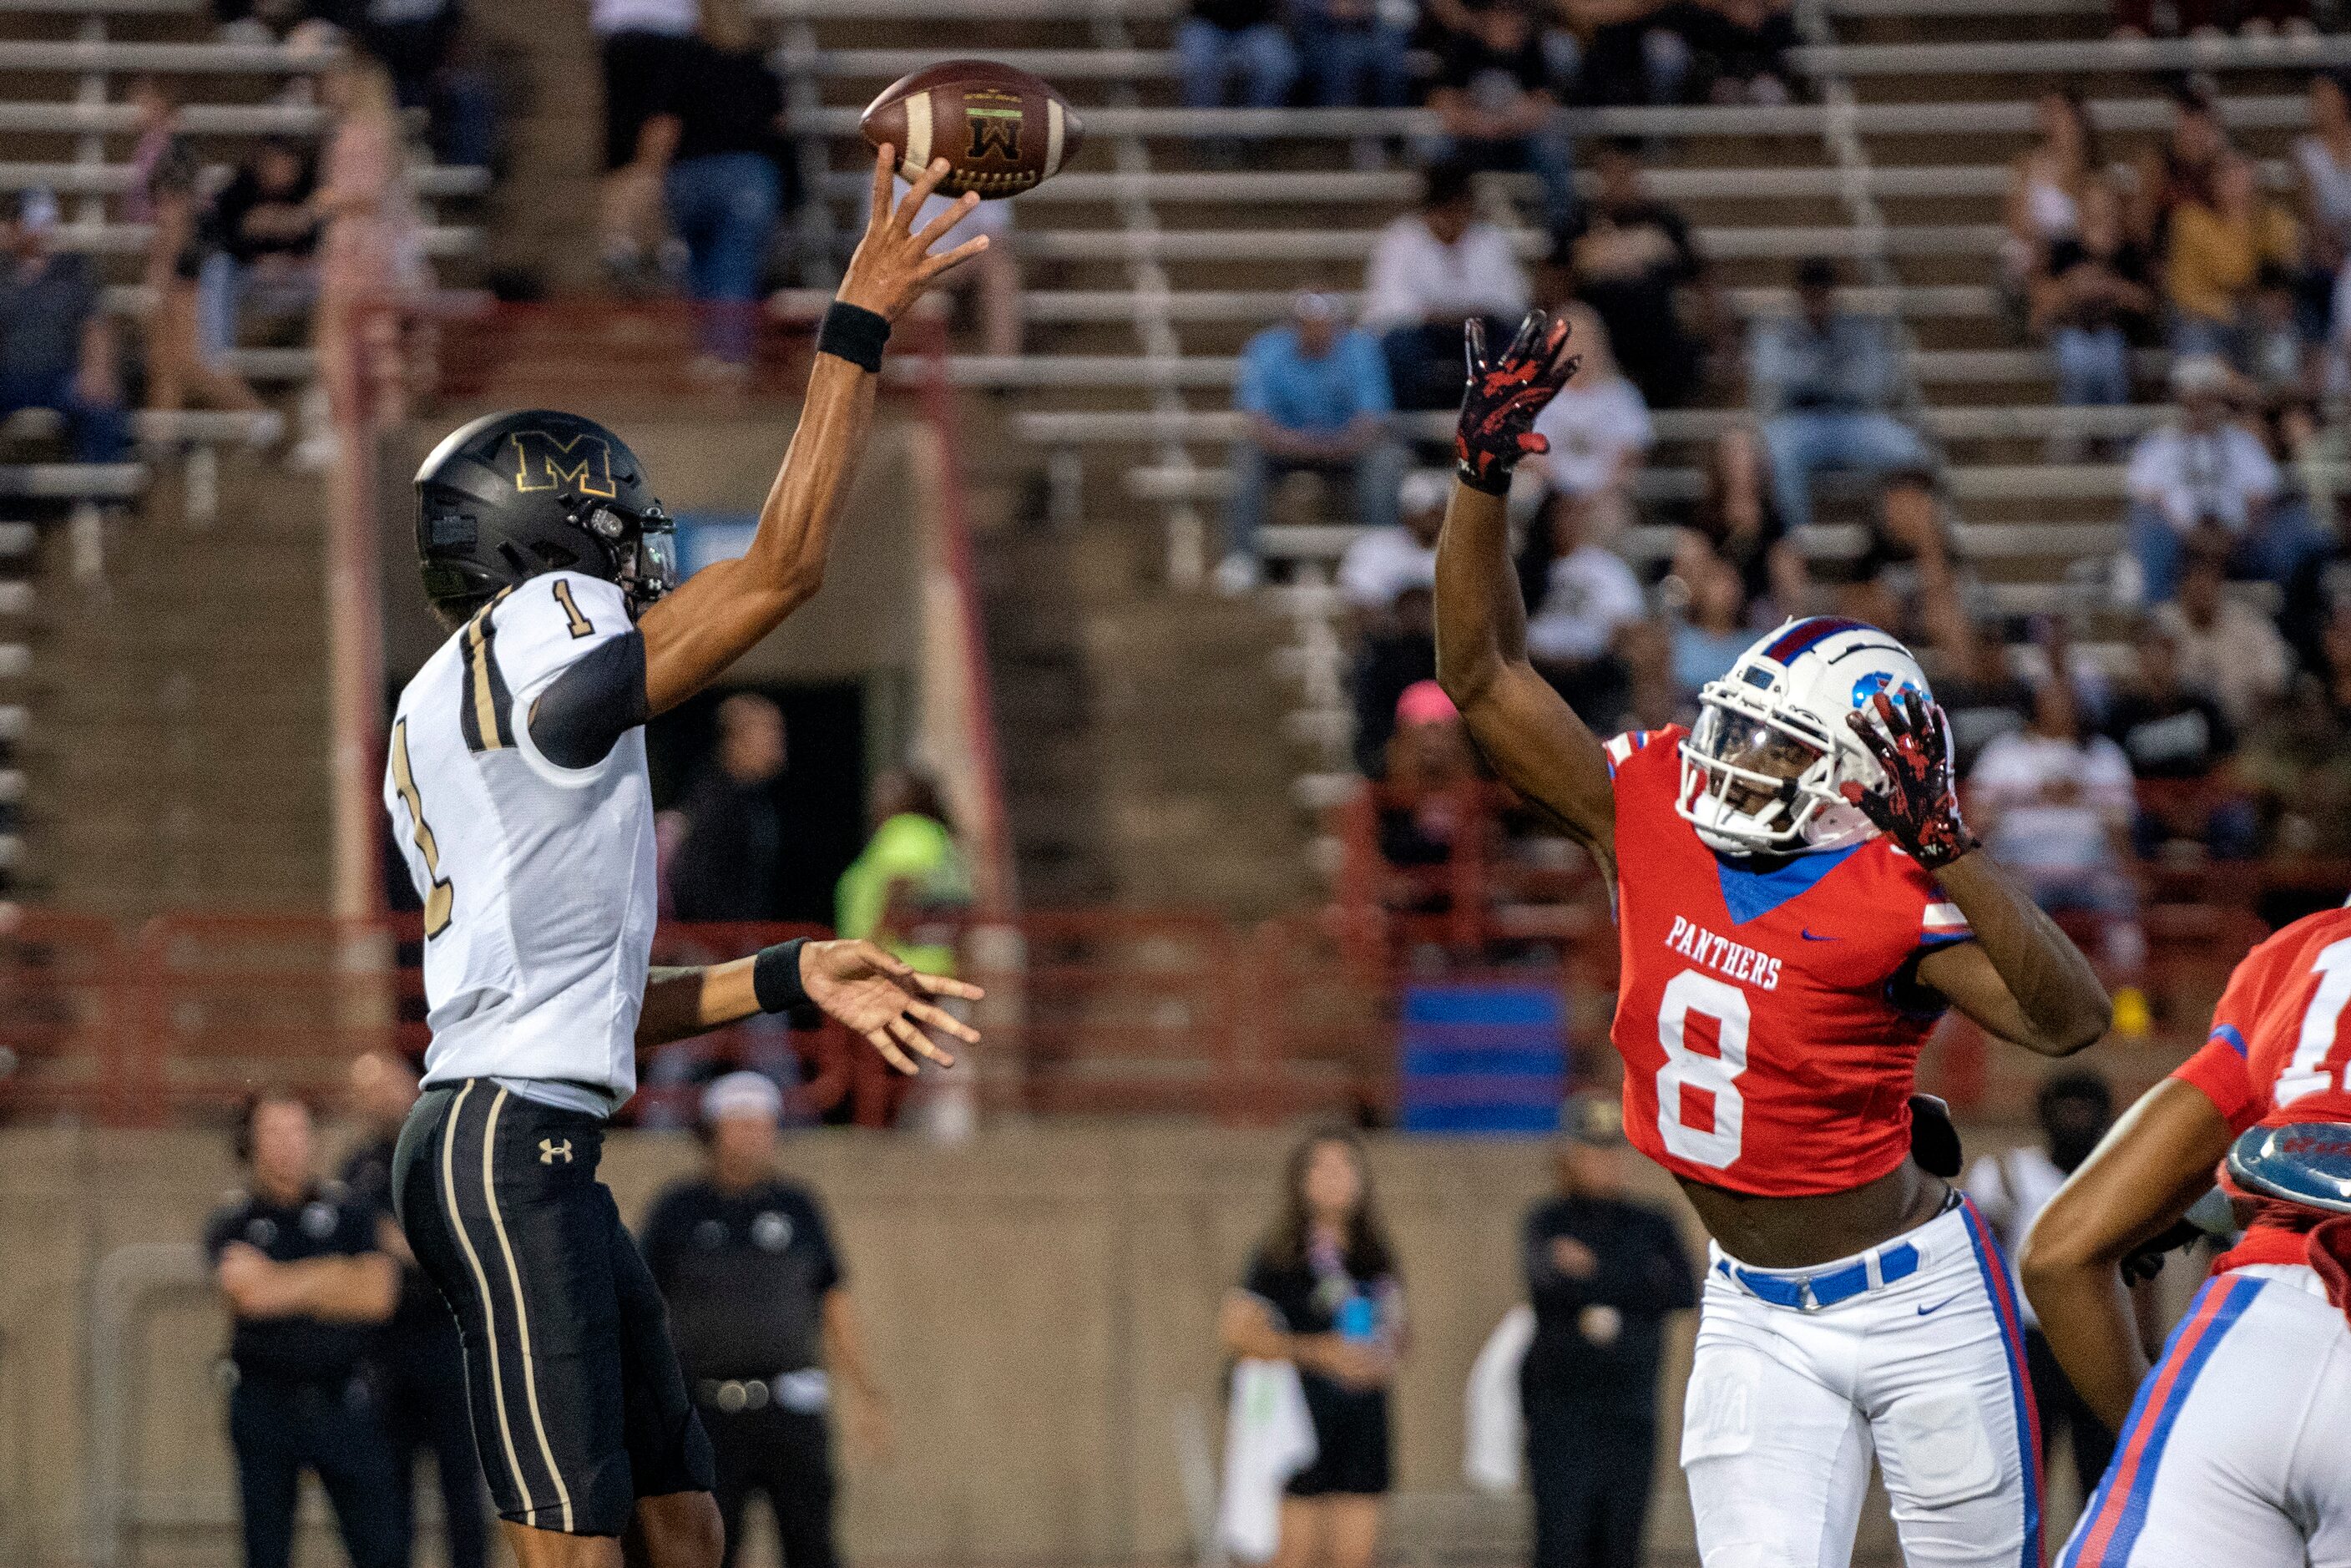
[1455,310,1579,495]
[800,938,983,1075]
[836,144,992,325]
[1840,689,1978,871]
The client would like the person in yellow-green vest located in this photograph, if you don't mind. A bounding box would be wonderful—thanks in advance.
[835,769,972,977]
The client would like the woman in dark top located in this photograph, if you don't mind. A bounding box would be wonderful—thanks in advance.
[1219,1129,1406,1568]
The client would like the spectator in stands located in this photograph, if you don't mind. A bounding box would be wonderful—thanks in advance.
[124,76,183,230]
[670,692,793,921]
[1345,474,1447,776]
[137,90,265,417]
[1220,1128,1404,1568]
[1666,545,1750,704]
[1352,587,1438,777]
[1932,620,2035,776]
[2242,657,2351,862]
[313,55,428,448]
[1176,0,1300,115]
[1427,0,1578,238]
[1363,161,1531,410]
[1522,303,1651,544]
[2154,539,2293,729]
[1968,676,2145,970]
[2129,82,2227,252]
[2296,73,2351,342]
[1686,0,1795,106]
[595,0,701,288]
[1842,475,1959,638]
[1747,256,1932,538]
[203,140,321,362]
[354,1,497,169]
[1219,292,1408,595]
[640,0,788,372]
[2002,88,2097,297]
[1674,423,1806,620]
[1551,139,1711,409]
[2122,355,2280,604]
[2030,178,2152,416]
[2166,152,2300,367]
[1524,490,1646,726]
[1374,680,1484,862]
[213,0,341,45]
[2102,618,2253,858]
[0,190,128,466]
[837,767,973,977]
[1545,0,1693,109]
[1295,0,1413,108]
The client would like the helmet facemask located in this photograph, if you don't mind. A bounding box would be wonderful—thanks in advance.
[584,499,679,614]
[1676,681,1874,857]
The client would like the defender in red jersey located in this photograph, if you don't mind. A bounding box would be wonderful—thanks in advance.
[2027,906,2351,1567]
[1435,314,2111,1568]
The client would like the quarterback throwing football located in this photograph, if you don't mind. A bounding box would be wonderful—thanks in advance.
[1434,314,2111,1567]
[383,149,987,1568]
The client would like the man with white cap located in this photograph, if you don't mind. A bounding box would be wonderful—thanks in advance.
[639,1073,887,1568]
[2121,355,2280,604]
[0,187,129,463]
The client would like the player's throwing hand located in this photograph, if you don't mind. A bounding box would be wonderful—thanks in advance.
[800,938,984,1075]
[836,145,993,324]
[1455,311,1580,494]
[1840,689,1978,870]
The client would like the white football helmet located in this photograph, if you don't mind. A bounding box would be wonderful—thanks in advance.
[1676,616,1932,857]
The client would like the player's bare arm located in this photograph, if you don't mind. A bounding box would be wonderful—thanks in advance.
[636,146,988,716]
[1433,312,1616,866]
[2019,1078,2234,1429]
[1843,689,2110,1055]
[635,938,982,1074]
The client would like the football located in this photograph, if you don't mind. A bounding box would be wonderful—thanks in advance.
[859,59,1084,200]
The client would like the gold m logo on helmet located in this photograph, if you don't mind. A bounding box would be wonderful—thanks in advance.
[509,431,617,499]
[539,1138,573,1165]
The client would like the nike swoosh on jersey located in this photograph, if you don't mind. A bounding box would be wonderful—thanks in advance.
[1801,928,1842,942]
[1916,1294,1964,1316]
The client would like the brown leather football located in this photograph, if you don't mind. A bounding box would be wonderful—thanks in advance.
[859,59,1084,200]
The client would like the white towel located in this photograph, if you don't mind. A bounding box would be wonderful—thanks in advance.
[1464,1303,1536,1495]
[1216,1358,1319,1562]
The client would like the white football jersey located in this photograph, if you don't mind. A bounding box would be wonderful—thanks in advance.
[384,570,655,1108]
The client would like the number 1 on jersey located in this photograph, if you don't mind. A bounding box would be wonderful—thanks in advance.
[2278,937,2351,1106]
[1656,969,1750,1169]
[389,719,454,938]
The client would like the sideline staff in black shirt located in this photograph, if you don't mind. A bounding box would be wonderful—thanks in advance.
[203,1090,403,1568]
[1519,1092,1696,1568]
[641,1073,892,1568]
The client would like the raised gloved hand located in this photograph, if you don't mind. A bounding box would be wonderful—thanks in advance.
[1455,311,1579,495]
[1840,689,1979,871]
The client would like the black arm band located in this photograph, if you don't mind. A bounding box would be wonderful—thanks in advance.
[816,302,891,372]
[752,939,811,1014]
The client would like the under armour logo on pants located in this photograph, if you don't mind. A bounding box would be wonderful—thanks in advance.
[539,1139,573,1165]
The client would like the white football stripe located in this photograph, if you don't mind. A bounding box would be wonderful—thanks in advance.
[1045,98,1065,177]
[904,90,932,178]
[1924,902,1969,928]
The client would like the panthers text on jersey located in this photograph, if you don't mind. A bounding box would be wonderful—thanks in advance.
[2172,905,2351,1272]
[384,570,655,1109]
[1605,726,1974,1196]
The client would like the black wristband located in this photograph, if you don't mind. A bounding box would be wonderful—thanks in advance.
[817,302,890,372]
[752,939,811,1014]
[1455,458,1512,497]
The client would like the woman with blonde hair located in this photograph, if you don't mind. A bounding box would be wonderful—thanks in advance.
[1219,1128,1406,1568]
[311,54,426,444]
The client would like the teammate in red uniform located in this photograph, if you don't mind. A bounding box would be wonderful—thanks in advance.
[2025,904,2351,1566]
[1434,314,2111,1567]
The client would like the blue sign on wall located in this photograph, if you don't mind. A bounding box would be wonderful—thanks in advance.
[1398,984,1566,1136]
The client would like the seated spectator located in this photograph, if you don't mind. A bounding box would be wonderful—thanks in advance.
[1363,161,1532,410]
[2165,152,2298,366]
[2129,83,2227,252]
[2294,73,2351,342]
[349,0,497,162]
[1217,291,1407,595]
[1840,474,1956,637]
[837,768,973,977]
[2151,540,2293,729]
[1666,546,1749,702]
[1674,422,1805,620]
[1339,468,1448,637]
[2122,356,2310,603]
[1295,0,1412,108]
[1176,0,1299,111]
[0,190,128,465]
[2247,261,2309,400]
[203,139,320,361]
[1380,680,1483,866]
[136,92,262,417]
[1523,303,1651,544]
[1685,0,1794,106]
[2002,88,2096,296]
[1747,256,1932,536]
[1353,584,1438,777]
[2101,620,2252,857]
[1547,0,1691,109]
[2242,617,2351,861]
[640,0,788,372]
[1931,622,2036,776]
[1968,677,2145,969]
[1427,0,1576,238]
[1524,492,1645,726]
[315,56,429,446]
[594,0,700,289]
[1552,139,1711,408]
[2030,178,2152,414]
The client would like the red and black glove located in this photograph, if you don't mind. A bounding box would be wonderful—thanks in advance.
[1840,689,1979,871]
[1455,311,1579,495]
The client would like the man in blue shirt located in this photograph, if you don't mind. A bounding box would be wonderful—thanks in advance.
[1747,256,1932,535]
[0,189,128,464]
[1218,292,1408,594]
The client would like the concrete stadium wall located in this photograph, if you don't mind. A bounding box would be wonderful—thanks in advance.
[0,1121,2070,1568]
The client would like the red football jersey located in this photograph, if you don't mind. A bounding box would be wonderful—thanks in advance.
[1605,726,1974,1197]
[2171,906,2351,1269]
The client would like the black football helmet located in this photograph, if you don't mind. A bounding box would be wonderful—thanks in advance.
[413,409,679,618]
